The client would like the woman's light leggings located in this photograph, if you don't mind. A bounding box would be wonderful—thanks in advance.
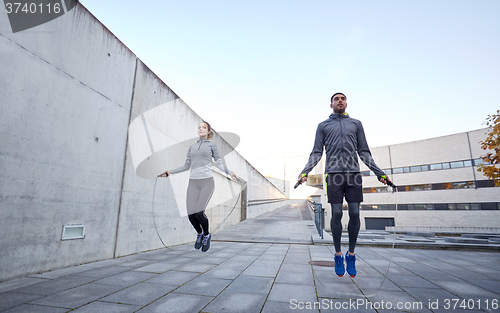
[186,177,215,235]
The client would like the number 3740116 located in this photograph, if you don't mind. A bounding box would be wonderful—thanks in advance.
[443,299,498,310]
[5,3,61,14]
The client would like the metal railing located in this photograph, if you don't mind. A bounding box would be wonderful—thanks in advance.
[307,199,324,239]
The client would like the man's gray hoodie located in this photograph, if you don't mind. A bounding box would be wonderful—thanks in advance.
[300,113,384,178]
[171,139,232,179]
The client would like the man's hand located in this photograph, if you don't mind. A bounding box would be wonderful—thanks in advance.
[294,174,307,189]
[230,172,239,181]
[379,176,387,184]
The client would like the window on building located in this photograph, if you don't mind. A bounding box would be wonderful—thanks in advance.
[393,167,403,174]
[481,203,499,210]
[361,171,371,176]
[442,163,450,169]
[430,164,442,170]
[448,203,456,210]
[383,169,392,175]
[463,160,472,167]
[450,161,464,168]
[477,180,495,188]
[403,167,411,173]
[414,204,427,210]
[456,203,470,210]
[434,204,448,210]
[421,165,429,172]
[410,166,421,172]
[453,182,474,189]
[412,184,431,191]
[473,158,487,166]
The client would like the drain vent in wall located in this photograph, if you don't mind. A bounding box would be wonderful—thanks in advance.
[61,225,85,240]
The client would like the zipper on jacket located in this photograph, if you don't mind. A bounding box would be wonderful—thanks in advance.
[339,114,345,172]
[198,140,203,150]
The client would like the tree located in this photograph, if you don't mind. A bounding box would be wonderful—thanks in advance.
[477,110,500,186]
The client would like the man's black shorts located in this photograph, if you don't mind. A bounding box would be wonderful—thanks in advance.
[325,172,363,204]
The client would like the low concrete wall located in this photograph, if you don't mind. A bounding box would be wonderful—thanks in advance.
[0,3,285,281]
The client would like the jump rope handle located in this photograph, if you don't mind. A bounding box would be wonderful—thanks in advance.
[294,174,307,189]
[381,175,397,192]
[157,172,169,178]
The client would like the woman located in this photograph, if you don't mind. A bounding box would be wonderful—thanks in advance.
[160,121,237,252]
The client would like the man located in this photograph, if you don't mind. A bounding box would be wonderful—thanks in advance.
[297,92,390,277]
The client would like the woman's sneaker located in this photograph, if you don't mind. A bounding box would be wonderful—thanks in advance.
[201,233,211,252]
[195,232,203,250]
[345,252,357,277]
[334,254,345,277]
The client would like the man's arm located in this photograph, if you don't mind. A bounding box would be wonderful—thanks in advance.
[298,124,325,181]
[356,121,388,183]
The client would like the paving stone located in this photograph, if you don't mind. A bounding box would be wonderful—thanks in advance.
[0,293,45,311]
[100,282,177,305]
[70,301,140,313]
[202,291,267,313]
[0,278,48,293]
[173,261,217,273]
[92,271,157,287]
[72,265,130,278]
[202,267,242,279]
[11,276,97,295]
[431,280,499,298]
[263,300,319,313]
[29,283,122,309]
[224,276,273,294]
[136,292,212,313]
[145,270,200,286]
[318,298,377,312]
[132,262,181,273]
[268,283,317,304]
[366,290,430,312]
[175,277,231,296]
[1,304,70,313]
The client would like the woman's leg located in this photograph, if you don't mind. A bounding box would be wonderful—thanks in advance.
[186,180,202,233]
[193,177,215,235]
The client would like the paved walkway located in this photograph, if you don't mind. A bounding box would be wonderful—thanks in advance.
[1,203,499,312]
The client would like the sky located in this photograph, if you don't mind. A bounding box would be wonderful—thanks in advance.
[80,0,500,183]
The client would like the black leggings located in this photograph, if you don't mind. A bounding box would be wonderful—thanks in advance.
[186,177,215,235]
[331,203,360,253]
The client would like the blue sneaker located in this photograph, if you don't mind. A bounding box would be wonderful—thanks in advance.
[345,252,357,277]
[334,254,345,277]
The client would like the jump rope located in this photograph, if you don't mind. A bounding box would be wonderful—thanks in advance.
[297,175,399,298]
[153,171,397,298]
[151,175,243,249]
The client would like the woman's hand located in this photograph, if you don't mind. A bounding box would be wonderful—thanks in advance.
[158,170,171,178]
[230,172,239,181]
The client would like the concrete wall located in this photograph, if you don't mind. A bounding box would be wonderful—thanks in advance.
[0,3,285,282]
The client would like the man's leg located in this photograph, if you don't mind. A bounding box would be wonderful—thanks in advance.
[344,173,363,277]
[347,202,360,254]
[330,203,343,253]
[327,173,347,277]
